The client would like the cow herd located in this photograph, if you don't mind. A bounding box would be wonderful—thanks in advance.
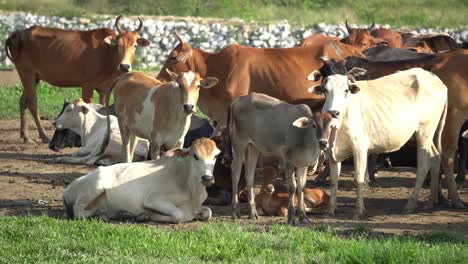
[4,16,468,224]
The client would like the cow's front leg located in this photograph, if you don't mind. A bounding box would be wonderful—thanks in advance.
[284,164,297,225]
[295,166,309,223]
[353,148,368,219]
[194,206,212,221]
[231,143,246,219]
[327,160,341,216]
[143,197,185,224]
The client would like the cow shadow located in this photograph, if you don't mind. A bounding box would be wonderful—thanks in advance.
[0,152,63,163]
[0,171,82,185]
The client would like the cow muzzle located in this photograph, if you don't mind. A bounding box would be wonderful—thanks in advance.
[183,104,195,115]
[318,139,329,150]
[119,63,131,73]
[201,175,215,186]
[265,184,275,194]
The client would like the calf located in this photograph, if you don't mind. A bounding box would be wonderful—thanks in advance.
[255,167,329,217]
[309,62,448,218]
[63,138,220,223]
[102,71,218,162]
[229,93,326,224]
[54,98,148,165]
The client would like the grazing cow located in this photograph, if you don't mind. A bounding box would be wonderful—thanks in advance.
[102,71,218,162]
[228,93,327,224]
[255,167,329,217]
[4,16,150,143]
[156,34,364,131]
[341,20,389,49]
[344,50,468,207]
[309,63,448,218]
[54,98,149,165]
[63,138,219,223]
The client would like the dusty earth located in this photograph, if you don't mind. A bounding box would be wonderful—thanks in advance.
[0,70,467,236]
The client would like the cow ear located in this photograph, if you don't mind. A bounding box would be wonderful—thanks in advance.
[199,77,218,89]
[292,117,315,128]
[307,70,322,82]
[307,85,324,95]
[137,38,150,47]
[462,130,468,139]
[165,69,179,81]
[348,82,361,94]
[81,105,89,115]
[104,36,118,46]
[348,67,367,78]
[176,49,192,63]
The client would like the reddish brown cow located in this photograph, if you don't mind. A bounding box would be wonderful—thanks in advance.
[4,16,149,143]
[402,34,460,53]
[341,20,389,49]
[299,33,340,48]
[156,34,364,128]
[371,28,403,48]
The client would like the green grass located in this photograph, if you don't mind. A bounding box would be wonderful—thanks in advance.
[0,0,467,28]
[0,216,466,263]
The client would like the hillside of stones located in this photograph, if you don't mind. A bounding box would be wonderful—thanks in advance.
[1,12,467,69]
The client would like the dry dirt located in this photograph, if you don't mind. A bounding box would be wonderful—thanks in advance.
[0,69,467,235]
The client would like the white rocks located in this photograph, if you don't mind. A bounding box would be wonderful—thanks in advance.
[0,12,467,69]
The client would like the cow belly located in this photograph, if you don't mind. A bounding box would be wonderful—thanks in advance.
[104,187,146,218]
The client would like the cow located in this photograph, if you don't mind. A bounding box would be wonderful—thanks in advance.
[63,138,219,223]
[340,20,389,50]
[401,33,460,53]
[363,45,434,61]
[4,16,150,144]
[299,33,340,48]
[255,167,329,217]
[102,70,218,162]
[456,122,468,185]
[53,98,149,165]
[309,62,449,219]
[370,28,403,48]
[156,33,365,133]
[343,50,468,207]
[228,93,328,224]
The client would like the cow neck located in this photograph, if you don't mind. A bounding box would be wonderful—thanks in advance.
[189,48,210,77]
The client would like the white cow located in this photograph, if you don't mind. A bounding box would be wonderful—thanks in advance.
[308,64,448,219]
[63,138,220,223]
[54,98,149,165]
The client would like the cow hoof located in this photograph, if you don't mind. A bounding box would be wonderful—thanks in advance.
[352,210,367,220]
[299,216,311,224]
[452,200,466,209]
[287,217,298,226]
[232,211,241,220]
[24,138,35,144]
[248,212,259,220]
[41,137,50,144]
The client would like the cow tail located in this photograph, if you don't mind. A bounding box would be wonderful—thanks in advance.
[4,30,23,62]
[435,99,448,155]
[63,194,74,219]
[98,75,125,156]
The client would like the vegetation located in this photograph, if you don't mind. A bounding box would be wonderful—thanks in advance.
[0,216,466,263]
[1,0,467,28]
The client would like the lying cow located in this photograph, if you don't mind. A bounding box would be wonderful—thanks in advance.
[63,138,219,223]
[228,93,327,224]
[54,98,149,165]
[102,70,218,162]
[255,167,329,217]
[309,61,448,218]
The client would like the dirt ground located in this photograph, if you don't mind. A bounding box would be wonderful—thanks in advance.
[0,119,467,235]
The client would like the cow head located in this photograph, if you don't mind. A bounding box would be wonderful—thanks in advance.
[49,99,82,152]
[157,33,200,81]
[258,167,278,194]
[55,98,92,134]
[103,16,150,73]
[166,69,218,115]
[341,20,389,50]
[189,138,221,187]
[307,58,366,122]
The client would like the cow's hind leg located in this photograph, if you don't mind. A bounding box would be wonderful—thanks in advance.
[284,164,297,225]
[426,143,442,209]
[245,145,259,219]
[143,198,185,224]
[230,142,246,219]
[353,148,368,219]
[295,166,310,223]
[327,160,341,216]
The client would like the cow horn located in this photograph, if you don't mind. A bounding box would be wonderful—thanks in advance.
[114,15,122,34]
[345,19,351,33]
[135,17,143,32]
[368,21,376,31]
[307,70,322,82]
[173,32,184,44]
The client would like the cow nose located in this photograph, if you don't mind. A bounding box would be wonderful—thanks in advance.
[318,139,328,150]
[119,64,130,73]
[265,184,275,193]
[328,110,340,118]
[201,175,214,185]
[183,104,195,114]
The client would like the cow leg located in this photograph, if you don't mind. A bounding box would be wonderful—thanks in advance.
[81,86,94,103]
[245,145,259,219]
[328,160,341,216]
[284,164,297,225]
[128,134,138,162]
[456,125,467,185]
[143,198,185,224]
[353,148,368,219]
[194,206,212,221]
[73,190,106,219]
[295,166,310,223]
[231,143,246,219]
[367,154,378,183]
[149,141,161,160]
[426,143,442,209]
[441,112,465,208]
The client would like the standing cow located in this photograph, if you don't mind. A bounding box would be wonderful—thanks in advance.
[309,62,448,219]
[4,16,149,143]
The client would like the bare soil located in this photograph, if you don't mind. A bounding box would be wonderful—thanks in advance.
[0,119,467,235]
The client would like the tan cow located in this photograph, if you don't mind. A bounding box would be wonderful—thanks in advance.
[4,16,149,143]
[102,71,218,162]
[63,138,220,223]
[309,64,448,219]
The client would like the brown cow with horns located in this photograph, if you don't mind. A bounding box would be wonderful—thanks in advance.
[5,16,149,143]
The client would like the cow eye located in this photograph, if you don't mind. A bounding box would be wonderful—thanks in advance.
[66,106,72,112]
[345,89,349,94]
[193,154,199,160]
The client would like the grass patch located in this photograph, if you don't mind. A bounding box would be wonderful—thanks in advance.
[0,215,467,263]
[0,0,467,28]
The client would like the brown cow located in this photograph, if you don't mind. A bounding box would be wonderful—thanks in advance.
[4,16,149,143]
[345,50,468,208]
[255,167,329,217]
[371,28,403,48]
[402,34,460,53]
[156,34,364,130]
[341,20,389,49]
[299,33,340,48]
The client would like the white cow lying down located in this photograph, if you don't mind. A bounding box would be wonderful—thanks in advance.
[63,138,220,223]
[54,98,149,165]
